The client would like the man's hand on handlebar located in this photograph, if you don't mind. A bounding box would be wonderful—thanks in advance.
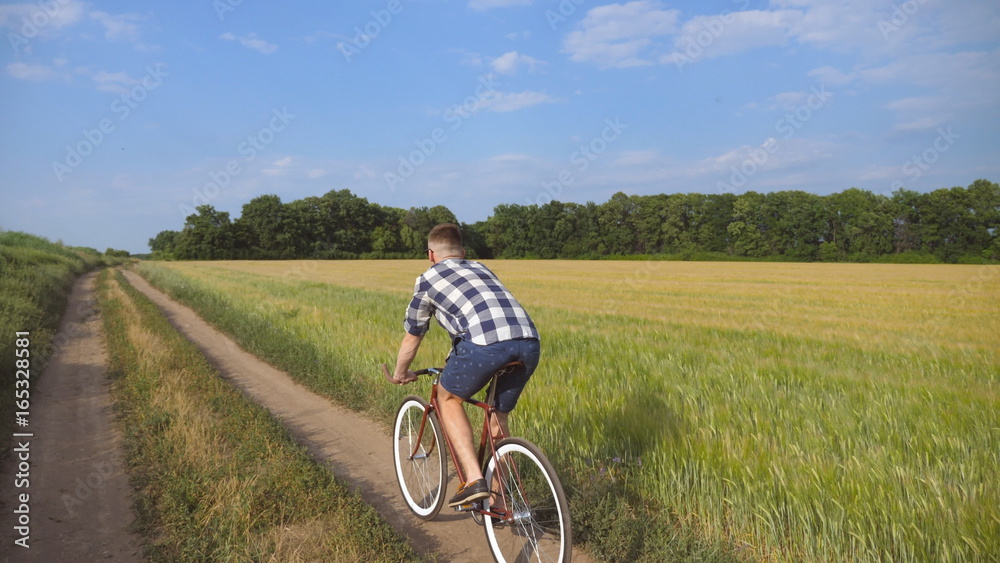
[381,363,418,385]
[394,370,419,385]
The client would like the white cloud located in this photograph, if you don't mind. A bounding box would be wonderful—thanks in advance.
[1,2,149,48]
[261,156,300,176]
[8,61,166,95]
[7,62,60,81]
[860,50,1000,130]
[777,0,884,51]
[858,165,903,182]
[664,9,801,63]
[884,97,951,132]
[491,51,544,74]
[769,0,1000,56]
[468,0,532,11]
[90,11,142,42]
[0,0,86,33]
[477,90,554,112]
[933,0,1000,46]
[807,65,857,86]
[767,91,810,111]
[221,32,278,54]
[455,49,485,67]
[859,50,1000,93]
[91,70,139,95]
[573,0,997,73]
[593,136,841,190]
[563,0,680,68]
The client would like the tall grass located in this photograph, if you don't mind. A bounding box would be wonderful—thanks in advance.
[134,260,999,562]
[99,269,420,561]
[0,231,120,447]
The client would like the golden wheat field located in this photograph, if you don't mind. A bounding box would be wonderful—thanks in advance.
[136,259,999,562]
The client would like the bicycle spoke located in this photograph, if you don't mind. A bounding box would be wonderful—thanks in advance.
[484,438,570,563]
[394,398,447,520]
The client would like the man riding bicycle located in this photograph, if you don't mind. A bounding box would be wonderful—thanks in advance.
[389,223,541,507]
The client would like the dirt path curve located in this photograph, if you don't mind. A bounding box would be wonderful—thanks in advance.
[123,270,592,562]
[1,271,143,562]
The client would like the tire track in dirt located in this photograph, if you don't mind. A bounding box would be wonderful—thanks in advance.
[0,271,142,562]
[121,269,516,562]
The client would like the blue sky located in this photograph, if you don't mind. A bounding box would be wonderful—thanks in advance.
[1,0,998,253]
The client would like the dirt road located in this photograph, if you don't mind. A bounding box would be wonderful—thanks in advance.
[122,270,592,562]
[3,269,589,561]
[0,272,142,562]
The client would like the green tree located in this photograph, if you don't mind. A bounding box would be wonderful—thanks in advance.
[313,189,380,256]
[483,204,532,258]
[694,193,736,253]
[148,230,180,259]
[175,205,236,260]
[764,191,826,260]
[629,194,665,254]
[890,188,925,254]
[236,194,290,258]
[461,221,491,259]
[659,194,695,254]
[825,188,894,261]
[401,205,460,256]
[961,179,1000,257]
[728,192,768,257]
[529,202,567,259]
[913,188,967,261]
[598,192,637,255]
[551,202,601,258]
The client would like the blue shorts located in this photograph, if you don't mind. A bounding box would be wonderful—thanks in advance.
[440,337,541,413]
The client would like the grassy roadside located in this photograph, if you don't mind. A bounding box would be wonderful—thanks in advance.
[97,268,421,562]
[132,261,746,562]
[0,231,124,449]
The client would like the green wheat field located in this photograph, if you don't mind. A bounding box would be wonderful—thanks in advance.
[134,260,999,562]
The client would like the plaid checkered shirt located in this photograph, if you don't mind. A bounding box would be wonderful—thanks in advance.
[403,259,538,345]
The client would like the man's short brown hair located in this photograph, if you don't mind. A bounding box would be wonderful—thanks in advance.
[428,223,463,253]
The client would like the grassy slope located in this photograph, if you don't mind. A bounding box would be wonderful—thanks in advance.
[99,268,420,562]
[0,231,121,448]
[133,260,999,562]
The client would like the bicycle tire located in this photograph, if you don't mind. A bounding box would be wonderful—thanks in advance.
[393,396,448,520]
[483,437,572,563]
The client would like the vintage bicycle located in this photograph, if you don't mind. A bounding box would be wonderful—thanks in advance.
[381,361,571,563]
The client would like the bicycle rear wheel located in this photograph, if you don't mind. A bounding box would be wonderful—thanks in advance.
[483,437,572,563]
[393,396,447,520]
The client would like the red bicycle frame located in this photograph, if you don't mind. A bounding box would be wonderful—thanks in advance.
[393,362,525,520]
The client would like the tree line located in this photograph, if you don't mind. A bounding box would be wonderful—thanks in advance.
[149,180,999,263]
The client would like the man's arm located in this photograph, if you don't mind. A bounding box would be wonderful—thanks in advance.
[391,332,424,384]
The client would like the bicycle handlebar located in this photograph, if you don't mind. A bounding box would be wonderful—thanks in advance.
[380,363,441,384]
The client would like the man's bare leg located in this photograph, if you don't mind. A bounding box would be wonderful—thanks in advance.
[437,387,483,482]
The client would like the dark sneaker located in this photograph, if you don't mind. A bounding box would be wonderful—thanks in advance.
[449,479,490,507]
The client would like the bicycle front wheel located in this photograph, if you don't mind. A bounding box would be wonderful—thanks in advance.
[483,437,572,563]
[393,396,448,520]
